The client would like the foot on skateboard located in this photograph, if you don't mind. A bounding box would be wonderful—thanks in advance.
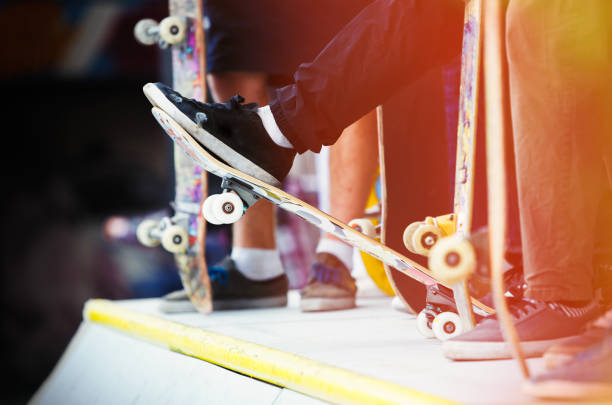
[143,82,296,186]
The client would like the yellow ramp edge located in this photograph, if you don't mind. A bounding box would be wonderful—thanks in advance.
[84,299,459,405]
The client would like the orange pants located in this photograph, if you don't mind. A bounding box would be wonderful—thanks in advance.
[506,0,612,300]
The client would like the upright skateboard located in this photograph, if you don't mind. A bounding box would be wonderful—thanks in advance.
[483,0,529,377]
[134,1,212,314]
[150,107,494,329]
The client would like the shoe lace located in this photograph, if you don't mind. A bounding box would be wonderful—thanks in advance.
[504,266,527,299]
[209,265,229,287]
[507,297,541,320]
[211,94,258,112]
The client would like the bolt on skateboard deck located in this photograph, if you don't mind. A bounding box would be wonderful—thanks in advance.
[134,0,211,314]
[150,107,494,322]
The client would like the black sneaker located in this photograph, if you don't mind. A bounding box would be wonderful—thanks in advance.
[143,82,296,185]
[210,256,288,310]
[442,297,602,360]
[300,253,357,312]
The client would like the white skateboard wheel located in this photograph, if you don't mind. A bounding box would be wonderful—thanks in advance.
[133,18,158,45]
[348,218,376,238]
[159,16,186,45]
[432,311,464,341]
[402,221,422,253]
[428,235,476,284]
[136,219,160,247]
[202,194,224,225]
[213,191,244,224]
[411,223,444,256]
[416,310,436,339]
[161,225,189,253]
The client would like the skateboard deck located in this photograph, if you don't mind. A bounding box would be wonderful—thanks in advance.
[134,0,211,313]
[431,0,483,330]
[483,0,529,376]
[150,106,494,318]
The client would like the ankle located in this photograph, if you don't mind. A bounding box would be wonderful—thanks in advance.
[230,247,284,281]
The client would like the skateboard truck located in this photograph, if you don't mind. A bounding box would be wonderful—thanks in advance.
[403,214,456,256]
[134,16,188,49]
[136,213,190,254]
[201,177,259,225]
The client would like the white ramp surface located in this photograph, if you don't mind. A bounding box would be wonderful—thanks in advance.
[32,294,580,405]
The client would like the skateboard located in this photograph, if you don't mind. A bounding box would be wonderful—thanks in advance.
[150,106,494,325]
[383,0,483,336]
[134,0,212,314]
[483,0,529,376]
[377,61,454,320]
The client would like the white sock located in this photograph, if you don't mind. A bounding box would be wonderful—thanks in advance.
[231,247,284,281]
[316,238,353,271]
[257,105,294,149]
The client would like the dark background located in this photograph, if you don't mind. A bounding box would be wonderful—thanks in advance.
[0,1,195,402]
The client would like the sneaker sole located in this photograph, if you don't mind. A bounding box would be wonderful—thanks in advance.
[543,352,576,370]
[300,297,356,312]
[158,290,198,314]
[212,295,287,311]
[143,83,281,186]
[523,379,612,401]
[158,300,198,314]
[442,337,574,360]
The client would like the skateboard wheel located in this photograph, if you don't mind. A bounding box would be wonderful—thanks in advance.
[432,311,464,341]
[411,224,444,256]
[416,310,436,339]
[134,18,158,45]
[136,219,160,247]
[402,221,422,253]
[159,16,186,45]
[202,194,224,225]
[428,234,476,284]
[161,225,189,253]
[348,218,376,238]
[212,191,244,224]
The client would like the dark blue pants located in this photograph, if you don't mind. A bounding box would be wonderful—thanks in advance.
[270,0,465,154]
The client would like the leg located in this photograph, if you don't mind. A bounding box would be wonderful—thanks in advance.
[208,71,277,252]
[441,0,611,361]
[301,110,380,312]
[207,71,277,251]
[506,0,612,301]
[271,0,465,153]
[204,71,288,309]
[327,109,379,229]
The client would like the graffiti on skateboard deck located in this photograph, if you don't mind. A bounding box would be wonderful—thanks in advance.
[134,0,211,314]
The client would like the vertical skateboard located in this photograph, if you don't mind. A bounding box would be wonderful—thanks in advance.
[483,0,529,377]
[134,0,212,314]
[384,0,484,337]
